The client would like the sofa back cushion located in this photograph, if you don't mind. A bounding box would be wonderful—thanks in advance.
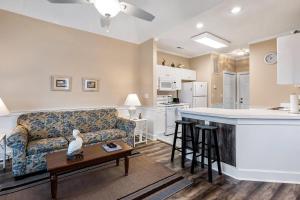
[62,109,118,137]
[17,108,119,140]
[17,112,64,141]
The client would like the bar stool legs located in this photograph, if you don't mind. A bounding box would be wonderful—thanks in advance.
[213,129,222,175]
[171,123,179,162]
[207,131,212,182]
[170,120,194,169]
[181,124,186,168]
[191,125,222,183]
[201,129,205,169]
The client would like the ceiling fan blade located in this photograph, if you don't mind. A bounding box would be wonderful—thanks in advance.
[120,2,155,22]
[47,0,90,3]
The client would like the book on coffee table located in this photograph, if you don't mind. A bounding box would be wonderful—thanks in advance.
[102,143,122,152]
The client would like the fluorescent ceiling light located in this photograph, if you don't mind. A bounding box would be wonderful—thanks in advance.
[196,23,204,29]
[231,6,242,14]
[191,32,230,49]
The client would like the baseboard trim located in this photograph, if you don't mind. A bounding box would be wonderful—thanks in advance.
[187,155,300,184]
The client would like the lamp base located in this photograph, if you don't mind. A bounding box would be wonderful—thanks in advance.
[128,107,137,120]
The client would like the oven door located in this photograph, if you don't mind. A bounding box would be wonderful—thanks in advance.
[159,80,176,91]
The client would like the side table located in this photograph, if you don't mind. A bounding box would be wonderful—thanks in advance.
[0,133,6,169]
[132,119,147,147]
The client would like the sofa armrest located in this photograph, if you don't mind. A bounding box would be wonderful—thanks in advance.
[116,117,136,137]
[7,125,29,151]
[7,125,29,177]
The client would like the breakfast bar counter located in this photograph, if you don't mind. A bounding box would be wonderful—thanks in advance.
[180,107,300,183]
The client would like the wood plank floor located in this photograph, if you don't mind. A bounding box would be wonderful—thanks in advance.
[136,140,300,200]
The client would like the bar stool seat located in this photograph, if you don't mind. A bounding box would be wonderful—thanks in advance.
[195,125,218,130]
[191,124,222,183]
[175,120,194,125]
[171,120,195,168]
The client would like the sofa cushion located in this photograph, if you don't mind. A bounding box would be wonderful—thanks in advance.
[100,129,127,142]
[27,137,68,156]
[18,112,64,140]
[66,129,127,145]
[62,109,118,137]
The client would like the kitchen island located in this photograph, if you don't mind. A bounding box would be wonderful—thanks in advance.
[180,107,300,183]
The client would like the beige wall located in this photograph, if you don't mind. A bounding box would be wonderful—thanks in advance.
[0,10,141,112]
[216,54,236,73]
[190,53,250,106]
[157,51,190,68]
[236,58,249,72]
[190,54,214,106]
[250,39,298,107]
[138,39,157,106]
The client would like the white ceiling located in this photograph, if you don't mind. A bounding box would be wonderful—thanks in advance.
[157,0,300,58]
[0,0,299,58]
[0,0,223,44]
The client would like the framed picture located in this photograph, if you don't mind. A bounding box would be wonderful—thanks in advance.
[82,78,99,92]
[51,76,72,91]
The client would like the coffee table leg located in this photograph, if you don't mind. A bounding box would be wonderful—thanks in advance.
[116,158,120,166]
[50,172,57,200]
[125,156,129,176]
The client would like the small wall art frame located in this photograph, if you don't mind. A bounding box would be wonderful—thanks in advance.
[51,76,72,91]
[82,78,99,92]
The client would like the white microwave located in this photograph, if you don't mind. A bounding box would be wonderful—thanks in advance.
[158,79,177,91]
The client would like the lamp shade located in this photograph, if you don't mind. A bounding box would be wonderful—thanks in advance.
[124,94,141,107]
[277,33,300,84]
[0,98,10,116]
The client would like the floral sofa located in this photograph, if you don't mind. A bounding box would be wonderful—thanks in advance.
[7,108,135,177]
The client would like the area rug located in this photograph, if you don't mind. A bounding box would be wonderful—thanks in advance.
[0,155,189,200]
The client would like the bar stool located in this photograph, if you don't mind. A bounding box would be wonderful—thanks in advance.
[191,124,222,183]
[170,120,195,168]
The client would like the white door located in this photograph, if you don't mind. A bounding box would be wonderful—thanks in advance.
[223,72,237,109]
[193,82,208,97]
[237,72,250,109]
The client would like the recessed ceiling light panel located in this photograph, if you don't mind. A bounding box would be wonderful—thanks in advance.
[191,32,230,49]
[231,6,242,14]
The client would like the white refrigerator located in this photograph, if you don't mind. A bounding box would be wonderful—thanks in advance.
[179,82,208,107]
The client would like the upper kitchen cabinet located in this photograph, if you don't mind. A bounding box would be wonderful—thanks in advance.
[157,65,176,79]
[177,68,197,81]
[277,33,300,85]
[157,65,196,82]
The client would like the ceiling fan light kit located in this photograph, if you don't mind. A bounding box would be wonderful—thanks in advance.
[48,0,155,31]
[92,0,121,18]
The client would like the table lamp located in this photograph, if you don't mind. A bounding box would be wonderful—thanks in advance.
[0,98,9,116]
[124,94,141,119]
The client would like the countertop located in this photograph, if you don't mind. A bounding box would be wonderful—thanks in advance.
[180,107,300,120]
[156,103,190,107]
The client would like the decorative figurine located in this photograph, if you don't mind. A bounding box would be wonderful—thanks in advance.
[67,129,83,160]
[138,113,142,119]
[171,62,175,67]
[162,59,166,66]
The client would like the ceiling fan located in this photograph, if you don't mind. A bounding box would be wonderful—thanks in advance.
[48,0,155,31]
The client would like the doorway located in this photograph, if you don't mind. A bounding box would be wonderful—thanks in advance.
[223,71,237,109]
[237,72,250,109]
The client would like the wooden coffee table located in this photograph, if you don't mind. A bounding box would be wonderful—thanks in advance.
[46,141,133,200]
